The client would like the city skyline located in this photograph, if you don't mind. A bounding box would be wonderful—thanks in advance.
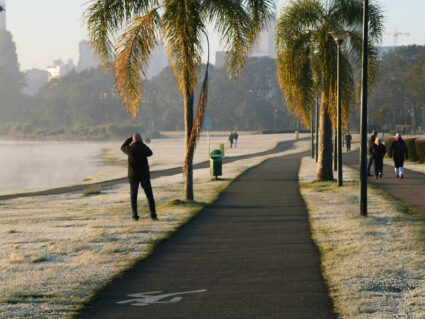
[3,0,425,71]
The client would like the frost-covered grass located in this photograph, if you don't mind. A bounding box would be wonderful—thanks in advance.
[0,136,309,318]
[299,157,425,318]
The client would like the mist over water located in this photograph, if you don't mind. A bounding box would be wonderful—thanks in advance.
[0,140,121,192]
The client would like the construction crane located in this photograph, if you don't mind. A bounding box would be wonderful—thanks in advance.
[385,28,410,47]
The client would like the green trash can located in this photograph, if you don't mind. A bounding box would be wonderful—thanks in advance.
[210,149,223,179]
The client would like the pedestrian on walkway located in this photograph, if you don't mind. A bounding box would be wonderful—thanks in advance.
[389,133,408,179]
[228,131,234,148]
[367,129,377,176]
[121,133,157,221]
[233,131,239,148]
[371,137,386,179]
[345,131,352,153]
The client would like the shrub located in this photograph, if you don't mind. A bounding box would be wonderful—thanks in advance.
[404,138,418,162]
[384,137,394,158]
[416,138,425,163]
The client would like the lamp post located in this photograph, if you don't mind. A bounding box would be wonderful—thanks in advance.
[330,30,348,187]
[359,0,369,216]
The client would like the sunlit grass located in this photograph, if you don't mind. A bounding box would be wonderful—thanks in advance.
[299,156,425,318]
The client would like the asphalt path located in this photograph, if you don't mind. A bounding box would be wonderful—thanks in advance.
[344,151,425,215]
[0,139,299,201]
[82,152,336,319]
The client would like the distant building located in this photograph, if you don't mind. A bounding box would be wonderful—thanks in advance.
[46,59,75,81]
[23,68,49,95]
[251,21,275,58]
[215,51,227,69]
[0,0,6,30]
[145,43,168,79]
[76,40,99,72]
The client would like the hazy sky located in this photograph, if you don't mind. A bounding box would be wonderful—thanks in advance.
[4,0,425,71]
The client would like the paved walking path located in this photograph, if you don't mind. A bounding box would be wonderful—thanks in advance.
[82,152,335,319]
[0,139,299,201]
[344,151,425,215]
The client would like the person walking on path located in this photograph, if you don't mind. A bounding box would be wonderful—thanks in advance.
[345,131,352,153]
[121,133,157,220]
[233,131,239,148]
[367,129,377,176]
[371,137,386,179]
[389,133,408,179]
[228,131,234,148]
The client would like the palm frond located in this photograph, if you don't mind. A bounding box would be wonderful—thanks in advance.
[84,0,157,68]
[162,0,204,96]
[114,10,160,117]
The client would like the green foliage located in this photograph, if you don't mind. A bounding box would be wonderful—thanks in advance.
[415,138,425,163]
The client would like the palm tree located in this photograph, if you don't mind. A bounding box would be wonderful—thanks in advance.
[275,0,383,180]
[85,0,274,200]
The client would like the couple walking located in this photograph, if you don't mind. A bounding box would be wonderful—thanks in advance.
[368,130,409,179]
[228,131,239,148]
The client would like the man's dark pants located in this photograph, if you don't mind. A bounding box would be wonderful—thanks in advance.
[129,179,156,218]
[367,156,373,175]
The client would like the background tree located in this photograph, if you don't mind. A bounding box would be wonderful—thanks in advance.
[85,0,274,200]
[369,46,425,133]
[0,30,26,123]
[275,0,383,180]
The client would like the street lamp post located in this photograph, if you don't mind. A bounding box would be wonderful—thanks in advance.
[330,30,348,187]
[359,0,369,216]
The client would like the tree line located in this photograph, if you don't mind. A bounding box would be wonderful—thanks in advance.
[1,30,297,137]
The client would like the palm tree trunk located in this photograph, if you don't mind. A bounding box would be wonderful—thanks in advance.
[316,99,334,180]
[184,89,194,200]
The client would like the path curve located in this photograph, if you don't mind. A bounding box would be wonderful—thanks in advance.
[0,139,300,201]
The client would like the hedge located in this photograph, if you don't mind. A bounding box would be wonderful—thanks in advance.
[404,138,418,162]
[416,138,425,163]
[385,137,425,163]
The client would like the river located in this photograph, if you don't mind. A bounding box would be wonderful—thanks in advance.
[0,140,121,192]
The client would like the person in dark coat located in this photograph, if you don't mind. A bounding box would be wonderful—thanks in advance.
[367,129,377,176]
[345,131,352,153]
[121,133,157,220]
[389,133,408,179]
[371,137,386,179]
[228,131,234,148]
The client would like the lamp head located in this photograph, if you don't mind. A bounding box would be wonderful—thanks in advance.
[0,6,4,12]
[329,30,349,43]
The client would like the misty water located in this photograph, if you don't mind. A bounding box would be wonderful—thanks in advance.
[0,140,121,192]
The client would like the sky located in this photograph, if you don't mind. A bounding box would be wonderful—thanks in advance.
[3,0,425,71]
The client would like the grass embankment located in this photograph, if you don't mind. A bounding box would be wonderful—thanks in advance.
[0,139,309,318]
[299,157,425,318]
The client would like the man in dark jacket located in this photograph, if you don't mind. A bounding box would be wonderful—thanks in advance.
[367,129,377,176]
[121,133,157,220]
[389,133,408,179]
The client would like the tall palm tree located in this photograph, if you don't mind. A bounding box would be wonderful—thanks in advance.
[275,0,383,180]
[85,0,274,200]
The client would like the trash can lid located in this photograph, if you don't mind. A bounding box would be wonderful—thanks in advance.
[210,149,222,158]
